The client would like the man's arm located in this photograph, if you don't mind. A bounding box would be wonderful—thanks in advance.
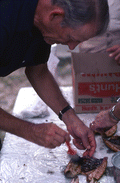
[25,63,96,156]
[0,107,33,141]
[0,106,70,148]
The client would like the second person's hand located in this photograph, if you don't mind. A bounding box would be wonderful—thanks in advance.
[107,45,120,65]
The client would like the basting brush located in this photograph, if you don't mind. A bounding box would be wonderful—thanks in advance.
[66,141,83,163]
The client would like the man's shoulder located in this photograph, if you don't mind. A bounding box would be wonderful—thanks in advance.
[0,0,23,12]
[0,0,38,32]
[0,0,23,26]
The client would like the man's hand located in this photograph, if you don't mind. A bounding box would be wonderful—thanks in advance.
[107,45,120,65]
[63,110,96,157]
[30,122,70,148]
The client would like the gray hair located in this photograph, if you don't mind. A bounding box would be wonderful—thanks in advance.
[51,0,109,34]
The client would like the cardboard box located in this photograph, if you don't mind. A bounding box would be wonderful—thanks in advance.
[71,52,120,113]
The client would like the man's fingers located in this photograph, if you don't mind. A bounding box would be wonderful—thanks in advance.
[83,149,90,157]
[51,132,70,148]
[52,139,62,147]
[83,148,95,157]
[81,135,91,150]
[50,123,70,141]
[55,127,70,142]
[82,131,96,157]
[73,139,85,150]
[41,123,70,148]
[54,133,66,144]
[90,121,96,130]
[73,135,96,157]
[87,132,96,156]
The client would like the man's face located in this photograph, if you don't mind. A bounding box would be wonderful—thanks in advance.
[42,21,98,50]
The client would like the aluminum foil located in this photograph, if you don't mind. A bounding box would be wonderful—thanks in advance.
[0,87,117,183]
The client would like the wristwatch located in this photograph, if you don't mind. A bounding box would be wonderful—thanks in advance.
[109,98,120,122]
[59,105,72,120]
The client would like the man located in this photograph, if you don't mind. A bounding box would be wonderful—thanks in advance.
[0,0,109,157]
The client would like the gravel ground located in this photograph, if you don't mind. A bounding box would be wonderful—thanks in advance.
[0,68,31,146]
[0,68,31,114]
[0,65,72,114]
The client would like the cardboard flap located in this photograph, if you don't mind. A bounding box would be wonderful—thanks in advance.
[72,52,120,74]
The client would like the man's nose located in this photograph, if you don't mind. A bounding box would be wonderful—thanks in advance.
[67,42,80,50]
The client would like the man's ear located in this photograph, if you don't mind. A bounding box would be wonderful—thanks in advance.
[49,7,65,22]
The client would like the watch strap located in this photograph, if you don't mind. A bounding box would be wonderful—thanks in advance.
[59,105,72,120]
[109,105,120,122]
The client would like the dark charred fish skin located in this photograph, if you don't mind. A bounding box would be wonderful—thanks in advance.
[81,157,103,172]
[64,157,108,183]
